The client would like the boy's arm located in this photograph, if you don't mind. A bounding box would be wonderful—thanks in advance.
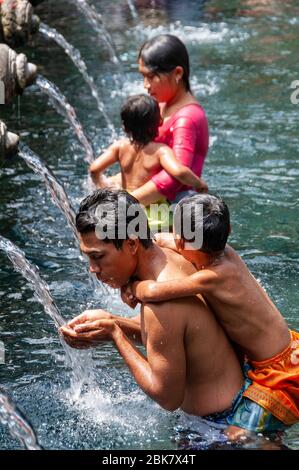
[159,147,208,192]
[154,232,178,251]
[89,141,120,187]
[131,270,216,303]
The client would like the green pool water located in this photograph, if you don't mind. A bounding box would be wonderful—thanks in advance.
[0,0,298,450]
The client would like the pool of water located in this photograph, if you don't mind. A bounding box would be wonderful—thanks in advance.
[0,0,299,450]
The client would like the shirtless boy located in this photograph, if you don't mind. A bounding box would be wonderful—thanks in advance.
[123,193,299,435]
[89,94,208,195]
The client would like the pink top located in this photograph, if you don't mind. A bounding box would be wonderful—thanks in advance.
[151,103,209,201]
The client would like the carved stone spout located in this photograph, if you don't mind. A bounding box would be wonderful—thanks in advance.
[0,121,19,157]
[0,0,39,47]
[0,44,37,103]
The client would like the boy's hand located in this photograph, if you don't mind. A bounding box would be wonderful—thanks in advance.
[154,232,178,251]
[121,283,139,308]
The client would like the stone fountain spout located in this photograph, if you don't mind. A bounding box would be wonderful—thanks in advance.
[0,0,40,47]
[16,52,37,87]
[0,44,37,103]
[0,121,20,157]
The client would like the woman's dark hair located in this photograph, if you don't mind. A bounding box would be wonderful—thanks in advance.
[174,194,230,253]
[138,34,191,92]
[120,94,160,148]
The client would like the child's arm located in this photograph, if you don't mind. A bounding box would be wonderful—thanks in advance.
[131,270,215,303]
[89,141,120,187]
[158,147,208,192]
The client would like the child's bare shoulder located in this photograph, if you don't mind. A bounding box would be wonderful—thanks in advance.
[217,245,244,276]
[144,141,166,155]
[118,138,131,150]
[117,138,134,159]
[207,245,236,276]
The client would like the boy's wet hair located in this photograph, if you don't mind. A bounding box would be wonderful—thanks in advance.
[121,94,160,148]
[174,194,230,253]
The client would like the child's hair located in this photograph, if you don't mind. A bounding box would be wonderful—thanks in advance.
[174,194,230,253]
[120,94,160,148]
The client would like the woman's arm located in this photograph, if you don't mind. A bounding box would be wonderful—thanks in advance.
[151,110,208,201]
[159,146,208,192]
[89,141,120,187]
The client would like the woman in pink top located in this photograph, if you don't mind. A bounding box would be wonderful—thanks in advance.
[131,34,209,206]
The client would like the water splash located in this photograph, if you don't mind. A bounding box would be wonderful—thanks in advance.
[17,144,103,294]
[18,143,78,244]
[132,20,249,45]
[69,0,119,65]
[0,236,64,329]
[127,0,138,20]
[39,23,116,140]
[0,388,41,450]
[35,75,94,163]
[0,236,94,399]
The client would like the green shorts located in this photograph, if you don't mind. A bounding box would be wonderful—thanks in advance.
[145,199,173,232]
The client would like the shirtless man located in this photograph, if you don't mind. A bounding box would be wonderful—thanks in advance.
[89,94,208,195]
[60,189,244,423]
[122,193,299,434]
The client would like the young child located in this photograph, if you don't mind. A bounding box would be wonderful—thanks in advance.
[89,94,208,195]
[123,193,299,434]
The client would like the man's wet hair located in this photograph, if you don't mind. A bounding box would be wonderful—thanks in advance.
[76,189,153,250]
[174,194,230,253]
[120,94,160,148]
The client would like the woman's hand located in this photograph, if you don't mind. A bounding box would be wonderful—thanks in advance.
[195,177,208,193]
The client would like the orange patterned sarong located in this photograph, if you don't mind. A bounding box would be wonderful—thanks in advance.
[243,330,299,425]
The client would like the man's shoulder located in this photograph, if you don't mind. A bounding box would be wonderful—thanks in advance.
[142,296,205,319]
